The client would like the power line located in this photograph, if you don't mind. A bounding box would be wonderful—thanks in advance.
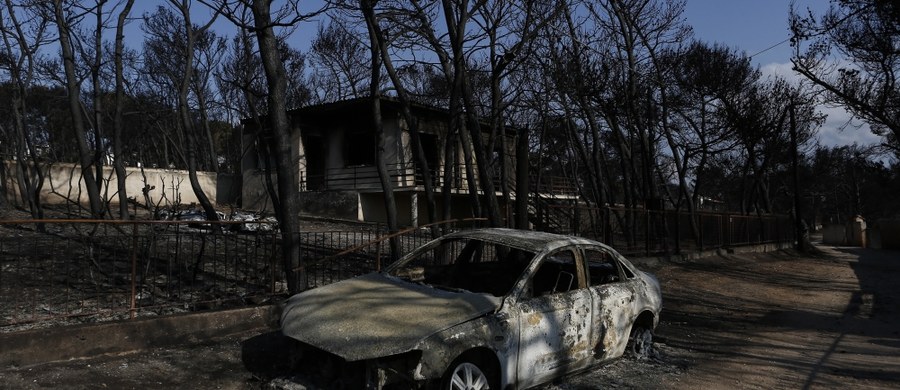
[749,2,865,61]
[748,37,791,61]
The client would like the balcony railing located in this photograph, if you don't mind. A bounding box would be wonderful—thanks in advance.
[299,162,577,198]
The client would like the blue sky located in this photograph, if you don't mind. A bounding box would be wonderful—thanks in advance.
[684,0,880,148]
[683,0,816,67]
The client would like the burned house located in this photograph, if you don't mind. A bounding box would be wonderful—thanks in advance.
[241,97,526,226]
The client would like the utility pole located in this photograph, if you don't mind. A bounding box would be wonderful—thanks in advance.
[789,98,806,251]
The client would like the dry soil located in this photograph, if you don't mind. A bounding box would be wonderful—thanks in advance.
[1,243,899,389]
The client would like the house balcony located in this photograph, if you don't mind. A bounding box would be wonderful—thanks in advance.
[300,163,461,193]
[300,163,578,199]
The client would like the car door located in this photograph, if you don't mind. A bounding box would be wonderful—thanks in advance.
[583,246,638,361]
[515,248,594,388]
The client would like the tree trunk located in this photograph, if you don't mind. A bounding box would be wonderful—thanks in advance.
[53,0,104,218]
[361,0,401,259]
[251,0,304,293]
[90,1,107,215]
[196,90,219,173]
[171,0,219,224]
[515,127,529,229]
[363,0,439,236]
[441,0,503,227]
[113,0,135,219]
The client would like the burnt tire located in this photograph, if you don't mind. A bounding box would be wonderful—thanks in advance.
[628,325,653,359]
[443,360,495,390]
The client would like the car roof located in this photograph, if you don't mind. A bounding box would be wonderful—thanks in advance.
[443,228,601,253]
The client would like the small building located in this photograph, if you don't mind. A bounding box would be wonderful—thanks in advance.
[241,97,529,226]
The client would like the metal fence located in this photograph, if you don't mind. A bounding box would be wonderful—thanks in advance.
[298,225,458,288]
[0,219,479,332]
[0,210,791,332]
[542,205,794,256]
[0,221,281,332]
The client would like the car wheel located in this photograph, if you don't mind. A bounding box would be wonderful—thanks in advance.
[628,325,653,359]
[444,361,492,390]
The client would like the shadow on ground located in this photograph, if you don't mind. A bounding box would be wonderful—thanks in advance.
[241,331,298,379]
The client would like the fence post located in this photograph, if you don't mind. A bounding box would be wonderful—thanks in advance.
[376,240,382,272]
[674,210,681,254]
[698,214,704,251]
[746,216,751,245]
[271,231,279,294]
[573,199,580,235]
[724,214,730,247]
[644,208,650,257]
[129,223,138,320]
[718,214,723,248]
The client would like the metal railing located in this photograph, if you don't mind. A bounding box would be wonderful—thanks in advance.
[0,220,282,332]
[0,218,485,332]
[539,205,793,257]
[299,162,578,198]
[0,206,790,332]
[301,163,435,192]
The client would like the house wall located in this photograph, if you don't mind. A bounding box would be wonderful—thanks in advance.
[2,161,226,209]
[240,120,304,211]
[326,126,345,170]
[241,131,258,173]
[359,191,497,227]
[293,123,304,188]
[241,170,276,212]
[385,115,403,167]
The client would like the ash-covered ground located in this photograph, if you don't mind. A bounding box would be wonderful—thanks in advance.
[3,239,899,389]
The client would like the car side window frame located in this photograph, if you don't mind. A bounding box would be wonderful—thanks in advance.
[519,247,587,299]
[607,248,638,280]
[582,245,630,286]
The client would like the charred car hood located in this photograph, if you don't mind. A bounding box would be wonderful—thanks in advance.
[281,273,501,361]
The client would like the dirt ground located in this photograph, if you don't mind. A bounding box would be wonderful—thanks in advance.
[1,242,899,389]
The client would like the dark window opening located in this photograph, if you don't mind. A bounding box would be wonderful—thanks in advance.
[302,135,325,190]
[346,130,375,166]
[417,133,440,185]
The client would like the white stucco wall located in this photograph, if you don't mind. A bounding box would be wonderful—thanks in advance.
[3,161,225,209]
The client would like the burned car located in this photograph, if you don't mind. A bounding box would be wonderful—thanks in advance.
[280,228,662,389]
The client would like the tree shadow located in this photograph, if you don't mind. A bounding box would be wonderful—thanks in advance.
[241,330,298,380]
[658,245,900,389]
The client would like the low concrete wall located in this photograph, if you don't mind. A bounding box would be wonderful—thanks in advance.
[299,190,359,220]
[2,161,234,209]
[0,305,279,367]
[632,241,795,269]
[359,191,480,226]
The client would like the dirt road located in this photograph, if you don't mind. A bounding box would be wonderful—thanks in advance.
[2,244,899,389]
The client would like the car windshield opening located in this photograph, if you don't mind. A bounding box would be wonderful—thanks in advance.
[388,238,535,297]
